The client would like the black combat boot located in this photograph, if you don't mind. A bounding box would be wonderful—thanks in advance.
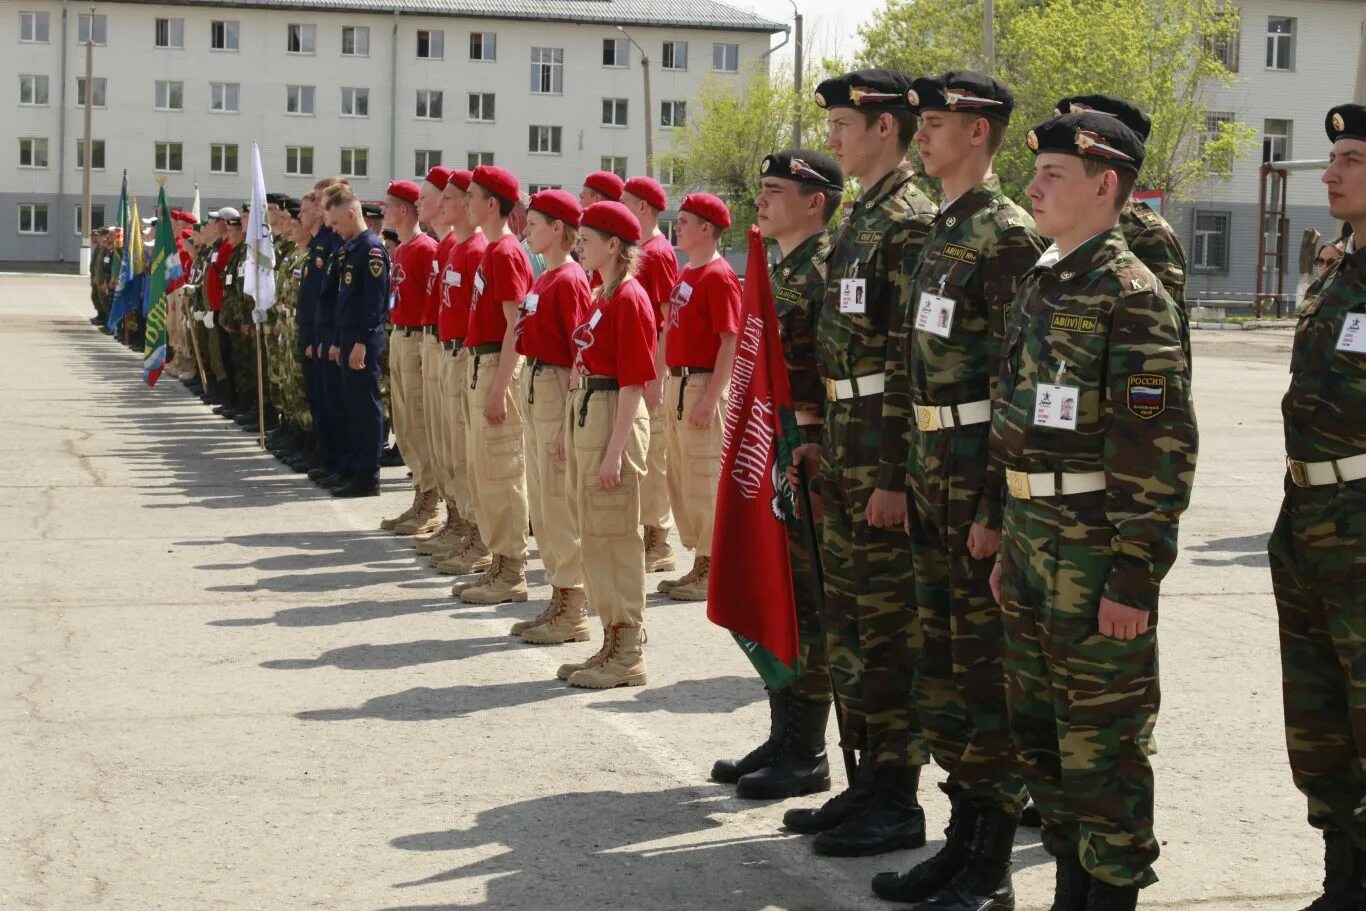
[1302,827,1366,911]
[381,444,405,467]
[1051,850,1090,911]
[736,697,831,799]
[1019,798,1041,829]
[907,808,1017,911]
[871,794,979,903]
[713,688,790,784]
[812,766,926,857]
[783,754,873,834]
[1084,880,1137,911]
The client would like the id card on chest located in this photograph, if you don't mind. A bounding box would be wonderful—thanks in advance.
[1337,312,1366,353]
[915,291,955,338]
[1034,382,1079,430]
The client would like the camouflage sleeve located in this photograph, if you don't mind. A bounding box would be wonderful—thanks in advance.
[783,305,824,417]
[875,214,932,493]
[1102,282,1198,613]
[1128,222,1188,309]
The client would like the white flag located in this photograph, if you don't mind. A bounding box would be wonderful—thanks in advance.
[245,142,276,323]
[191,182,201,222]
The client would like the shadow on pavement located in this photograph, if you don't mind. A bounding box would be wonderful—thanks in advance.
[1187,533,1270,568]
[262,636,523,671]
[588,675,763,716]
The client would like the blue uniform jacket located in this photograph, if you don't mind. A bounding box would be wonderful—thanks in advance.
[298,227,339,341]
[335,229,391,349]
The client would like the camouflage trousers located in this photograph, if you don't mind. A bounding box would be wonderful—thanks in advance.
[910,425,1025,814]
[228,327,267,415]
[268,318,311,430]
[1000,491,1159,888]
[785,508,832,703]
[1269,479,1366,848]
[818,396,925,770]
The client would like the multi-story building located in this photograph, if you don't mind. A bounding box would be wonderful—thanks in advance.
[4,0,784,265]
[1169,0,1365,304]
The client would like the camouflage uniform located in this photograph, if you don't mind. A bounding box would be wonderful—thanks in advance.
[880,177,1042,814]
[1121,200,1189,365]
[221,242,261,412]
[991,227,1196,887]
[269,240,312,430]
[90,240,108,318]
[1269,243,1366,850]
[815,161,936,770]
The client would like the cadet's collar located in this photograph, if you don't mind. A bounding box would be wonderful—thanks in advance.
[856,161,917,210]
[938,177,1002,223]
[773,229,830,277]
[1043,226,1127,283]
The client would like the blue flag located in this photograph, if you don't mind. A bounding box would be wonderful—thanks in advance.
[107,194,146,330]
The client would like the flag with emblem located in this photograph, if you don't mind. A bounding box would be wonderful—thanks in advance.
[707,226,801,689]
[244,142,276,322]
[107,193,146,331]
[142,185,179,386]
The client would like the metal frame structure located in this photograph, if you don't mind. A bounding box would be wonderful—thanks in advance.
[1256,157,1329,317]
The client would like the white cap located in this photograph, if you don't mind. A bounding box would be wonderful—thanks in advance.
[209,206,241,221]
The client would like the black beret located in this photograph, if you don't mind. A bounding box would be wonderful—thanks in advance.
[760,149,844,192]
[909,70,1014,122]
[1027,111,1145,174]
[284,202,302,219]
[285,196,302,209]
[265,192,287,206]
[814,69,914,111]
[1327,104,1366,143]
[1053,94,1151,141]
[381,228,399,242]
[361,203,384,219]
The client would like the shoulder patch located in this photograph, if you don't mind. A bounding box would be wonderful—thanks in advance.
[369,259,384,278]
[855,230,883,245]
[775,286,802,305]
[1050,313,1098,333]
[942,243,979,265]
[1127,374,1167,419]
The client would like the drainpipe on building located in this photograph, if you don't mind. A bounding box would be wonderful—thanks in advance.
[58,0,70,266]
[79,9,94,276]
[1356,18,1366,103]
[390,11,399,181]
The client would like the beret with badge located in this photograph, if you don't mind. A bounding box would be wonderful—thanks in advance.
[680,192,732,229]
[909,70,1013,122]
[1026,111,1146,174]
[361,202,384,219]
[1053,94,1152,141]
[814,68,915,111]
[472,165,521,205]
[760,149,844,192]
[1327,103,1366,143]
[386,180,421,205]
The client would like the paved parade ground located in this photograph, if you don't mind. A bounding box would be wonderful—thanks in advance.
[1,274,1322,909]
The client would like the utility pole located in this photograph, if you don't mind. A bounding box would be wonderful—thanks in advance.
[983,0,995,75]
[792,4,803,148]
[618,26,654,178]
[79,4,94,276]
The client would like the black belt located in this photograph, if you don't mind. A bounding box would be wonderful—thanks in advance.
[468,342,503,389]
[526,358,569,404]
[423,325,439,336]
[576,376,621,426]
[443,338,463,352]
[668,366,714,377]
[398,325,421,337]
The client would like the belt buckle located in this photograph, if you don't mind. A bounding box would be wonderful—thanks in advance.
[915,405,941,432]
[823,377,838,400]
[1005,470,1032,500]
[1288,458,1309,487]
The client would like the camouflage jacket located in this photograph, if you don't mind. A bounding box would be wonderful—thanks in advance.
[91,247,107,287]
[1121,200,1187,313]
[771,230,831,433]
[1283,244,1366,463]
[269,240,300,327]
[221,242,251,324]
[991,227,1197,612]
[880,177,1043,499]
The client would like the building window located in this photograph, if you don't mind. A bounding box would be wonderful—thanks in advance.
[76,77,107,108]
[1192,211,1230,272]
[211,20,239,51]
[340,147,368,177]
[287,85,316,115]
[210,82,240,113]
[154,141,183,172]
[529,125,563,155]
[286,146,314,176]
[154,18,184,49]
[416,89,443,120]
[341,87,369,117]
[1203,11,1239,71]
[78,13,107,45]
[76,138,105,169]
[528,183,562,193]
[20,74,50,106]
[20,11,50,43]
[662,41,688,70]
[287,24,316,55]
[1266,17,1294,70]
[19,137,49,168]
[603,37,627,67]
[342,26,369,56]
[468,92,495,122]
[659,219,677,245]
[155,80,184,112]
[660,160,683,186]
[530,47,564,94]
[602,98,628,127]
[211,143,238,174]
[19,203,49,235]
[74,204,106,234]
[661,100,687,129]
[1263,118,1292,163]
[467,151,494,169]
[417,29,443,59]
[470,32,496,61]
[600,156,627,178]
[1200,111,1235,152]
[415,149,443,174]
[712,43,739,72]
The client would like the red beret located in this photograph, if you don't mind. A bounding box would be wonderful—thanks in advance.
[424,166,453,190]
[471,165,519,205]
[680,193,731,229]
[623,176,667,212]
[583,170,625,201]
[529,189,583,228]
[581,201,641,245]
[386,180,420,204]
[180,228,194,240]
[170,209,196,223]
[448,169,473,192]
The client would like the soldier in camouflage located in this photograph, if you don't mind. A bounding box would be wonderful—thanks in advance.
[713,149,842,802]
[781,69,937,858]
[988,111,1196,911]
[1269,103,1366,911]
[219,214,262,433]
[89,228,109,326]
[873,71,1043,910]
[267,199,314,465]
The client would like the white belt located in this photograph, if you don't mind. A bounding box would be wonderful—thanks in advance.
[1005,469,1106,500]
[1288,452,1366,487]
[915,399,990,432]
[824,373,885,401]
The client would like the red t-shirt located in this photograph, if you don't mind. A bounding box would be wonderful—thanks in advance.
[437,231,487,342]
[207,240,235,312]
[572,277,657,388]
[391,232,438,327]
[637,232,680,330]
[424,232,458,326]
[466,233,534,348]
[664,256,741,368]
[516,260,591,367]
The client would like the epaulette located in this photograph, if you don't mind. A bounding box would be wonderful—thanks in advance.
[1112,253,1158,297]
[990,198,1025,232]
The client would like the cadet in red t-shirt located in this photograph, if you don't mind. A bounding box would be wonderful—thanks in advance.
[622,176,681,575]
[657,193,742,602]
[454,166,536,605]
[555,200,656,689]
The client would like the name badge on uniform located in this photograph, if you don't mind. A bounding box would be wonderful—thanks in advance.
[474,272,485,294]
[524,292,540,315]
[431,261,440,275]
[388,292,397,311]
[589,309,603,329]
[1034,383,1079,430]
[915,291,956,338]
[1337,313,1366,353]
[839,278,867,314]
[225,273,234,286]
[443,268,459,287]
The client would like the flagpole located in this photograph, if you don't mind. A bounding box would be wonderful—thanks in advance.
[187,305,208,390]
[255,330,265,449]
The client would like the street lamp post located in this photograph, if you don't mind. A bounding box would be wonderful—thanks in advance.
[617,26,654,178]
[788,0,803,148]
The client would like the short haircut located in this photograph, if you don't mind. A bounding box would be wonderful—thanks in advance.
[323,184,359,209]
[985,118,1008,155]
[496,195,515,219]
[1081,159,1137,212]
[797,184,843,222]
[314,176,348,191]
[859,108,917,148]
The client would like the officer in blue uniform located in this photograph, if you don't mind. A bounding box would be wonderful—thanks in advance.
[314,205,356,490]
[301,187,346,486]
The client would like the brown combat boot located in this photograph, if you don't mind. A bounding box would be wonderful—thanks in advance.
[666,556,711,602]
[394,489,441,536]
[433,524,492,575]
[657,557,701,594]
[461,555,529,604]
[451,556,498,597]
[510,587,562,637]
[416,507,465,556]
[519,588,590,644]
[556,625,619,681]
[644,525,677,573]
[381,488,423,531]
[568,625,647,688]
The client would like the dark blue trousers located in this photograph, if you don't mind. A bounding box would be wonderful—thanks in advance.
[340,327,386,484]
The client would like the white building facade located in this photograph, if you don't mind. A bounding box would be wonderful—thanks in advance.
[4,0,784,264]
